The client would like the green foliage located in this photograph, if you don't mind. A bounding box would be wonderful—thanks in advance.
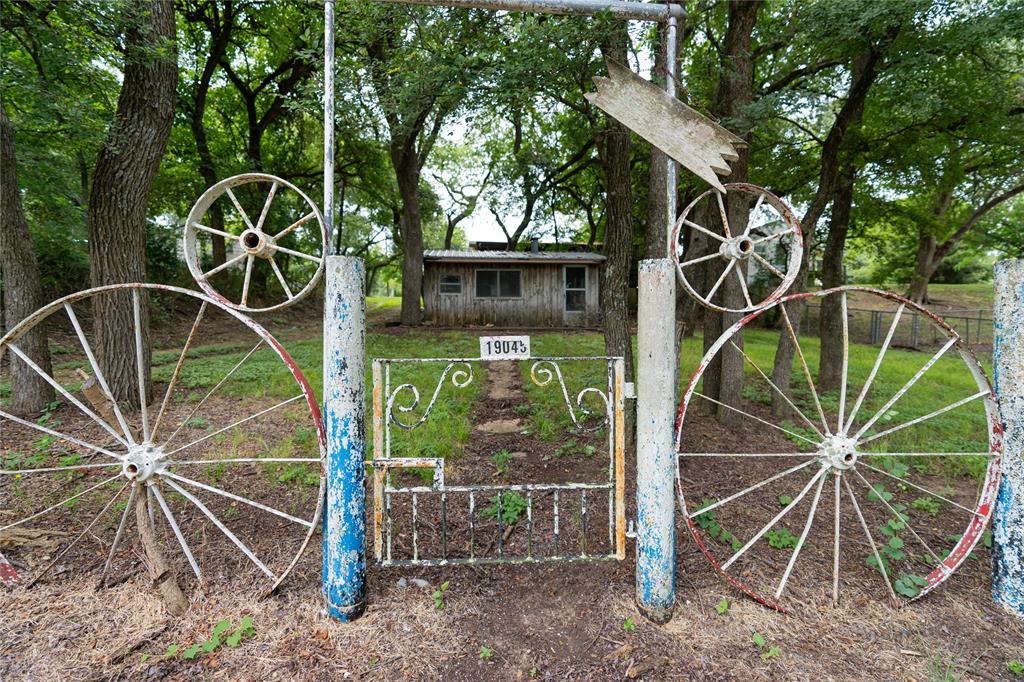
[911,496,940,517]
[481,491,527,526]
[714,598,730,616]
[621,617,636,633]
[479,645,493,660]
[161,616,256,662]
[894,574,928,598]
[553,439,597,459]
[765,528,799,550]
[1007,660,1024,676]
[432,581,450,610]
[491,449,512,475]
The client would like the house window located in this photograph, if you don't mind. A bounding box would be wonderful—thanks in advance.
[439,274,462,295]
[475,269,522,299]
[565,266,587,312]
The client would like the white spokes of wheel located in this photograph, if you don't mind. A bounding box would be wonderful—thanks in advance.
[676,286,1001,611]
[184,173,328,313]
[0,283,325,595]
[671,183,803,313]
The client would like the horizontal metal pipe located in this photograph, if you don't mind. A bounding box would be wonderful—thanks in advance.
[376,0,685,21]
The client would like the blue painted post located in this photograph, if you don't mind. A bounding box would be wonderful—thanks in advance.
[993,259,1024,617]
[323,255,367,621]
[635,258,676,623]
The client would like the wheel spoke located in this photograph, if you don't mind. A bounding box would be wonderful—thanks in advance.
[1,462,120,476]
[152,302,208,442]
[8,344,128,448]
[744,192,766,234]
[715,190,731,238]
[844,304,904,434]
[692,391,819,445]
[837,292,849,433]
[269,258,295,299]
[254,181,279,233]
[241,254,254,307]
[688,459,816,519]
[27,482,129,588]
[852,468,941,564]
[273,211,316,240]
[775,470,829,598]
[149,483,203,583]
[191,223,239,241]
[679,252,720,268]
[272,244,322,264]
[859,462,983,517]
[99,483,137,587]
[164,471,312,527]
[735,266,753,308]
[705,260,736,302]
[721,465,829,571]
[132,290,150,442]
[225,187,255,231]
[161,341,264,449]
[751,252,785,279]
[844,475,898,602]
[853,337,958,440]
[164,394,306,458]
[0,408,120,459]
[682,453,814,458]
[65,303,136,446]
[778,305,831,436]
[862,451,992,457]
[0,475,120,533]
[730,341,825,439]
[751,228,795,245]
[203,252,247,278]
[857,390,989,446]
[832,471,841,605]
[163,477,275,580]
[683,218,726,243]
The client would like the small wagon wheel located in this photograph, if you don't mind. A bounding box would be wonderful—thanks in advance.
[671,183,802,313]
[184,173,328,313]
[675,286,1001,611]
[0,283,325,594]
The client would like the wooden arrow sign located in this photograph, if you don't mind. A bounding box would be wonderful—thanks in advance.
[585,58,745,192]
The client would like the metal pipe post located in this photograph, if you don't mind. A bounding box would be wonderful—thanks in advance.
[323,256,367,621]
[324,0,336,253]
[993,260,1024,617]
[635,258,676,623]
[663,12,678,256]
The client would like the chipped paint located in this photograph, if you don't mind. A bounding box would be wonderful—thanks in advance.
[993,261,1024,617]
[0,550,19,588]
[635,259,677,623]
[322,256,367,621]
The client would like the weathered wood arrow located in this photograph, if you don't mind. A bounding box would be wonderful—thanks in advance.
[585,58,745,192]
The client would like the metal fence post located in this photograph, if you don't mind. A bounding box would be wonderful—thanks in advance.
[323,255,367,621]
[636,258,676,623]
[993,260,1024,617]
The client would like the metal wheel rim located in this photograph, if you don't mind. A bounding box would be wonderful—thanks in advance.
[674,285,1002,611]
[184,173,328,313]
[0,283,326,594]
[671,183,803,314]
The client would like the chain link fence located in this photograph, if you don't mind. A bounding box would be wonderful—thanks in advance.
[799,305,992,351]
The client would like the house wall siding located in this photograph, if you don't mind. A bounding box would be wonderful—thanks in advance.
[423,262,601,327]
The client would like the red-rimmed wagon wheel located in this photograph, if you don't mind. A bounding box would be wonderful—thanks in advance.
[0,283,324,594]
[675,286,1001,611]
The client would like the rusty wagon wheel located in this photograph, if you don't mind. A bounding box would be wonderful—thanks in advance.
[184,173,328,313]
[675,286,1001,611]
[671,183,802,313]
[0,283,324,594]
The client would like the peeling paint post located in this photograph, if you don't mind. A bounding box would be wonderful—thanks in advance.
[993,260,1024,617]
[636,259,676,623]
[323,256,367,621]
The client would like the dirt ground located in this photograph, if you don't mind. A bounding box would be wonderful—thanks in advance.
[2,302,1023,681]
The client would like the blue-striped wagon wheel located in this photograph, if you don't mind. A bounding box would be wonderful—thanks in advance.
[184,173,328,313]
[0,283,324,594]
[675,286,1001,611]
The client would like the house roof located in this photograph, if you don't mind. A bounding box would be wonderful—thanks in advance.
[424,250,606,265]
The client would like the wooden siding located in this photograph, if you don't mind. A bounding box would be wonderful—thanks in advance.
[423,261,602,327]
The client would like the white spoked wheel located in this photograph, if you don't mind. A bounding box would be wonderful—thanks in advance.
[0,283,325,594]
[671,183,802,313]
[184,173,328,313]
[675,286,1001,611]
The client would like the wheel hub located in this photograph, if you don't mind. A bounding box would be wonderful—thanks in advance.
[122,443,165,482]
[719,235,755,261]
[817,435,858,471]
[240,229,276,259]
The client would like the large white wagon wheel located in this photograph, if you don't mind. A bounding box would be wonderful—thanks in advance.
[675,286,1001,611]
[184,173,328,313]
[0,283,324,594]
[672,183,802,313]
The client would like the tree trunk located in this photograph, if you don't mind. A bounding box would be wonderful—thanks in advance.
[907,234,938,303]
[818,163,855,390]
[645,23,671,260]
[394,152,424,325]
[0,99,54,416]
[87,0,177,406]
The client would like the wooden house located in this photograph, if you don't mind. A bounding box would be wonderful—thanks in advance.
[422,250,605,327]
